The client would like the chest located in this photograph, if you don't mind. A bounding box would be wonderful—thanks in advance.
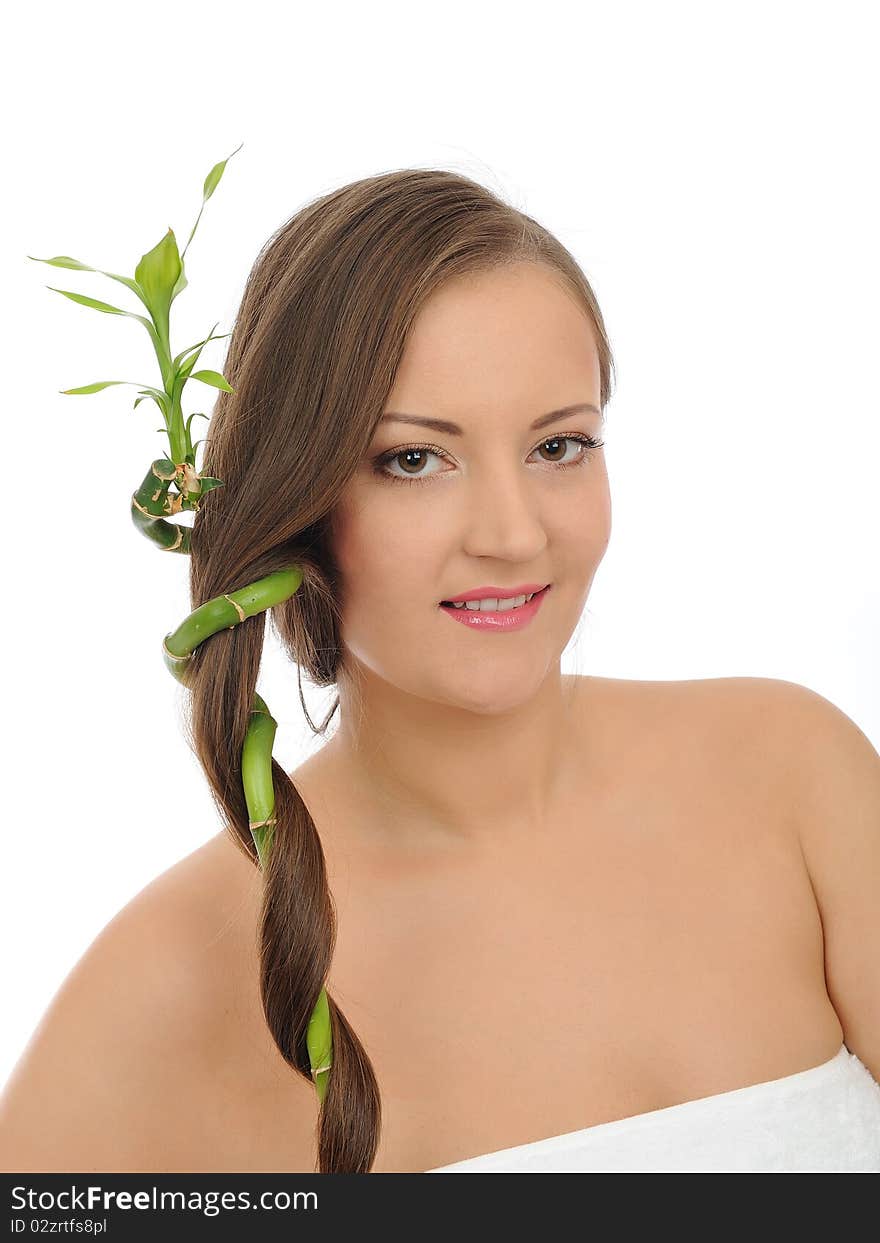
[319,765,837,1171]
[196,682,842,1173]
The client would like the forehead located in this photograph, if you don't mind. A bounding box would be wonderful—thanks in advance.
[386,261,601,416]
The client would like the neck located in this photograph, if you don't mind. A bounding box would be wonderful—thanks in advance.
[324,664,587,850]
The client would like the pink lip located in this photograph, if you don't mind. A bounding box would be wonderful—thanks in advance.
[440,582,548,604]
[438,584,551,631]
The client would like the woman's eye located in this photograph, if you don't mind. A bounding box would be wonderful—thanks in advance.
[375,444,448,482]
[372,433,604,485]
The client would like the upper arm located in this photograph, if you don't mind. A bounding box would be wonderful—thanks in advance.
[0,885,209,1172]
[767,678,880,1082]
[0,838,321,1173]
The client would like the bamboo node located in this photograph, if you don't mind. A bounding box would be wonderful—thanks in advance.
[223,593,247,623]
[161,527,185,552]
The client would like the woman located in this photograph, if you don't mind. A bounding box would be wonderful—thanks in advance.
[2,168,879,1174]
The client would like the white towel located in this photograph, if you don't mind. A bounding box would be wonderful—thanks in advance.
[426,1044,880,1172]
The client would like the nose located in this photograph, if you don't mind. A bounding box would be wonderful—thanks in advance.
[457,465,548,562]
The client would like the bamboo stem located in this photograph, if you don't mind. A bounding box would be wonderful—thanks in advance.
[29,145,336,1103]
[161,560,333,1100]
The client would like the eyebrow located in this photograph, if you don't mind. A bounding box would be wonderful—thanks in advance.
[378,402,602,436]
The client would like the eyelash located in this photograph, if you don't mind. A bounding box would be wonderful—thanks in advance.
[372,433,605,486]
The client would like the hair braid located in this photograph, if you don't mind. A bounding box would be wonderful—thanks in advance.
[175,556,382,1172]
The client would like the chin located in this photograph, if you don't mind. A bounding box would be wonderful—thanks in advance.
[438,670,549,717]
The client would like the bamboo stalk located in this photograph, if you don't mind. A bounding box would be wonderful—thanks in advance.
[163,564,333,1103]
[29,143,334,1104]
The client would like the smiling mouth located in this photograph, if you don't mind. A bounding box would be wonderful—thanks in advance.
[439,585,550,611]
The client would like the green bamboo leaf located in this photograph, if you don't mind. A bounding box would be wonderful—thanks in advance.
[172,323,229,369]
[134,228,182,326]
[185,411,209,438]
[196,476,224,494]
[175,346,207,385]
[26,254,146,306]
[59,378,156,395]
[190,369,234,392]
[171,264,188,304]
[46,287,129,315]
[204,143,243,202]
[177,346,221,387]
[135,387,171,415]
[181,143,243,259]
[133,393,170,422]
[44,285,159,346]
[60,379,128,394]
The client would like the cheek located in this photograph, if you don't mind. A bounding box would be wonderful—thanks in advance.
[552,477,612,563]
[331,488,433,607]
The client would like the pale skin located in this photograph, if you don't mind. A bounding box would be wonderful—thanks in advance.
[323,259,612,852]
[1,262,878,1174]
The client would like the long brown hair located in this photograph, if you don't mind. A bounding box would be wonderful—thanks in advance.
[186,167,615,1172]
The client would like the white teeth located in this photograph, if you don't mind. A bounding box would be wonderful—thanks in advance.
[452,592,534,611]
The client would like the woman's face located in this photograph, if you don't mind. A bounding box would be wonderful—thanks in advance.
[329,259,612,714]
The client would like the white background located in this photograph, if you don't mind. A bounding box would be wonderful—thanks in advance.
[2,0,877,1086]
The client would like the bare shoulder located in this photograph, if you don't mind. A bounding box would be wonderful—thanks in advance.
[580,672,803,761]
[0,832,318,1173]
[578,673,829,825]
[652,673,877,797]
[583,669,797,714]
